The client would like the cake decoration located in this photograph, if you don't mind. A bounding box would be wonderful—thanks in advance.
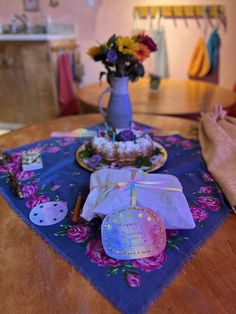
[76,127,167,172]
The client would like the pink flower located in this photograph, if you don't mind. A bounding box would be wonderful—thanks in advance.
[165,136,180,144]
[180,140,193,149]
[11,152,22,163]
[166,229,179,237]
[59,140,75,147]
[131,251,167,272]
[137,34,157,52]
[100,131,106,137]
[30,146,44,153]
[51,184,61,191]
[199,186,214,195]
[0,162,21,174]
[67,224,91,243]
[0,165,9,173]
[86,238,123,267]
[197,196,221,211]
[22,185,38,198]
[31,179,40,183]
[202,173,214,182]
[17,171,35,181]
[190,206,208,222]
[26,194,50,209]
[64,137,76,142]
[125,272,141,287]
[46,146,61,153]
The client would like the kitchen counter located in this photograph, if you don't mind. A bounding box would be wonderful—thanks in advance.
[0,34,75,41]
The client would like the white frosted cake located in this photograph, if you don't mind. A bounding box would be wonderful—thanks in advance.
[90,129,154,164]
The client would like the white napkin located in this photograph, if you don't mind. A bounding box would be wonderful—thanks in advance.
[81,169,195,229]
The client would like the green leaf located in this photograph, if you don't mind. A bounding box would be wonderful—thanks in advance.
[135,156,152,168]
[79,240,90,247]
[79,150,91,158]
[167,242,179,249]
[54,231,67,236]
[107,267,120,276]
[107,34,117,47]
[60,224,71,230]
[152,147,163,156]
[99,71,107,82]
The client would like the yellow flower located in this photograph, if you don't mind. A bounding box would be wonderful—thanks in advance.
[87,46,102,58]
[117,36,138,55]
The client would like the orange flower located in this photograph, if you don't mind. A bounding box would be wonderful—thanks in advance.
[134,43,151,61]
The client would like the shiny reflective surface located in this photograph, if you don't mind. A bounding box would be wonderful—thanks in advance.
[78,78,236,118]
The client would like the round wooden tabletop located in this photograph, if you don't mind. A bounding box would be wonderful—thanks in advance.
[0,114,235,314]
[77,78,236,118]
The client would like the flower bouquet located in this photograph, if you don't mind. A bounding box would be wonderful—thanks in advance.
[87,33,158,82]
[87,33,158,128]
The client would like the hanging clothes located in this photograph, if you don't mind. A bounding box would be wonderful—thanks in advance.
[188,38,210,79]
[188,10,211,80]
[151,12,169,78]
[58,52,79,116]
[72,50,84,86]
[198,28,220,84]
[151,27,169,78]
[207,28,220,74]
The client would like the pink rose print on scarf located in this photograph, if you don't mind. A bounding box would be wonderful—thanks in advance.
[199,186,214,195]
[46,146,61,153]
[26,194,50,209]
[131,252,167,272]
[59,138,76,146]
[51,184,61,191]
[179,140,193,149]
[67,224,91,243]
[17,171,35,181]
[202,173,214,182]
[86,238,123,267]
[11,152,22,163]
[0,157,22,174]
[190,206,208,222]
[22,185,38,198]
[0,162,19,174]
[197,196,221,211]
[125,272,141,287]
[165,136,180,144]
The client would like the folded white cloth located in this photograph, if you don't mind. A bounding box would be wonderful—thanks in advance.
[81,169,195,229]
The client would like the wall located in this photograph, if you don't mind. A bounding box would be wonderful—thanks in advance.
[0,0,235,89]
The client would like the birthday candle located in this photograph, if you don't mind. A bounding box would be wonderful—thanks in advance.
[71,195,83,223]
[104,122,109,130]
[96,128,99,137]
[112,131,115,143]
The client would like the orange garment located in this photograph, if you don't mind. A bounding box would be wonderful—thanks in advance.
[188,38,210,79]
[58,53,78,116]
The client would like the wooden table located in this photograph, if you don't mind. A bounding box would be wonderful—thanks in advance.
[0,114,235,314]
[77,78,236,119]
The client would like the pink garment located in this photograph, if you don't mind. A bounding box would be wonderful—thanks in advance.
[58,53,78,116]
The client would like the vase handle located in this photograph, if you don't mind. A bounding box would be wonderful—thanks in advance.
[97,86,112,118]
